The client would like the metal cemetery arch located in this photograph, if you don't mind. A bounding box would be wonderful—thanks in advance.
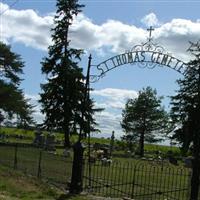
[89,26,188,83]
[84,26,190,194]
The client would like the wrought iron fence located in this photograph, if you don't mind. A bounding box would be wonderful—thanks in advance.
[83,159,192,200]
[0,143,72,188]
[0,143,197,200]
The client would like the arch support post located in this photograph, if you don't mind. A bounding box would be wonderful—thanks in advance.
[69,141,85,194]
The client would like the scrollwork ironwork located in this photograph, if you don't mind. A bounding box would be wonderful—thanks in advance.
[131,40,165,54]
[89,75,101,83]
[130,60,158,70]
[129,39,169,70]
[89,27,188,82]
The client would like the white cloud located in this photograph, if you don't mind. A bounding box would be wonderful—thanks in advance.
[70,14,200,62]
[0,2,53,50]
[141,13,160,27]
[94,111,123,138]
[70,17,146,53]
[1,2,200,62]
[155,19,200,60]
[92,88,138,101]
[25,94,40,101]
[91,88,138,138]
[25,94,44,124]
[92,88,138,109]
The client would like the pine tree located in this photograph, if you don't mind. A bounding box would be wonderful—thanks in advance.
[170,41,200,200]
[0,42,23,85]
[40,0,88,147]
[121,87,169,157]
[0,42,34,126]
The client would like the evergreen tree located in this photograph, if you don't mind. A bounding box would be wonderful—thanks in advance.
[40,0,97,147]
[121,87,169,157]
[0,42,23,85]
[0,42,34,126]
[170,41,200,200]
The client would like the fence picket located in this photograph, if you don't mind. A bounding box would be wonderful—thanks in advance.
[37,149,42,178]
[14,144,18,169]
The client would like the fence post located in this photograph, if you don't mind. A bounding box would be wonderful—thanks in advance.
[190,157,200,200]
[37,149,42,178]
[14,143,18,169]
[69,141,85,194]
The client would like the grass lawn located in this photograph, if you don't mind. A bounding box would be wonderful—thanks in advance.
[0,165,103,200]
[0,165,63,200]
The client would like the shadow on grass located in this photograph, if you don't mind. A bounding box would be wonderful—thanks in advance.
[57,193,85,200]
[57,193,71,200]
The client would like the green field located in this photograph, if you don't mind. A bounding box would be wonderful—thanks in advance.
[0,127,191,200]
[0,127,181,156]
[0,127,111,146]
[0,144,192,200]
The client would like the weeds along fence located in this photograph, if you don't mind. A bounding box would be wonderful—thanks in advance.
[0,143,73,188]
[0,143,195,200]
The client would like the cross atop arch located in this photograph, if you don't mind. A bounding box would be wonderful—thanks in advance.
[147,26,155,41]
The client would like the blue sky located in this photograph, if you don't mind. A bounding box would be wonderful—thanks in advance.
[1,0,200,140]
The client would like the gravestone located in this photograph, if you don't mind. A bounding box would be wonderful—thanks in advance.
[45,132,56,152]
[63,148,71,157]
[93,142,101,150]
[167,151,178,165]
[0,133,5,140]
[33,129,45,147]
[184,157,193,168]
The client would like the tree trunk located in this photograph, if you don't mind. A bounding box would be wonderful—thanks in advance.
[139,132,144,157]
[70,141,85,194]
[190,135,200,200]
[190,156,200,200]
[129,142,133,152]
